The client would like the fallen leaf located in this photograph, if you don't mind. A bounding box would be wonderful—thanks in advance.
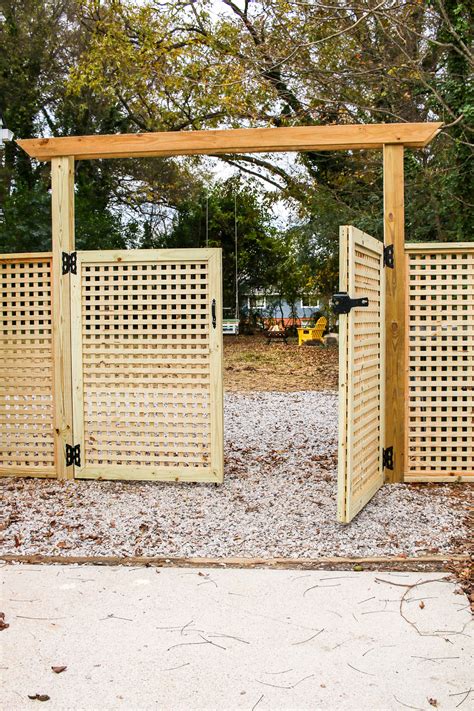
[51,666,67,674]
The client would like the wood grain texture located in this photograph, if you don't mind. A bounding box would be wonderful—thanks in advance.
[208,249,224,483]
[405,244,474,482]
[337,226,385,523]
[17,123,442,161]
[383,145,406,483]
[51,157,75,480]
[337,226,350,521]
[0,255,55,476]
[71,248,224,482]
[0,553,467,570]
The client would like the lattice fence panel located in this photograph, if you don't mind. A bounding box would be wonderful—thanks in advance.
[71,250,223,482]
[406,245,474,481]
[0,254,55,476]
[338,227,385,522]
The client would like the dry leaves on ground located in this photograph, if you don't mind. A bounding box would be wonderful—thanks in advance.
[224,335,338,392]
[0,612,9,630]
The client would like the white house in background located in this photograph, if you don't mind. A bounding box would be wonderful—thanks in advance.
[222,290,324,333]
[242,289,322,321]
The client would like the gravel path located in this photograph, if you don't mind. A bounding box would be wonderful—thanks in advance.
[0,392,470,559]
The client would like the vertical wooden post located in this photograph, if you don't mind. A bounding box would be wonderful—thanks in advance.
[383,144,405,483]
[51,156,75,479]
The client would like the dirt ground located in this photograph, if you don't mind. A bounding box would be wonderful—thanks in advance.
[223,335,472,605]
[224,335,338,392]
[1,335,472,604]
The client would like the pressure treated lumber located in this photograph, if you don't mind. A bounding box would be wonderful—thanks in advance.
[0,254,55,476]
[0,553,468,571]
[70,248,224,482]
[17,123,442,161]
[337,226,385,523]
[404,243,474,482]
[51,157,75,479]
[383,145,405,483]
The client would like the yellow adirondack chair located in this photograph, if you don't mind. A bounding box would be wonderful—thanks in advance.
[297,317,327,346]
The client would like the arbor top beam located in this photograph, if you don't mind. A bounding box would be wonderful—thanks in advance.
[17,122,442,161]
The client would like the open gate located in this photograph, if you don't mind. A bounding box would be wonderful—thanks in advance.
[336,226,386,523]
[70,248,223,483]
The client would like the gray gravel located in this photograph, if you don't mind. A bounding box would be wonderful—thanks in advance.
[0,391,470,559]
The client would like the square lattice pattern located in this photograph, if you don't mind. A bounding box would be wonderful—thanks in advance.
[80,260,212,468]
[0,256,55,473]
[349,243,384,500]
[338,227,384,522]
[406,248,474,479]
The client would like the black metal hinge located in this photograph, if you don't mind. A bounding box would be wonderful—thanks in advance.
[331,292,369,315]
[383,244,394,269]
[65,444,81,467]
[382,446,394,470]
[62,251,77,275]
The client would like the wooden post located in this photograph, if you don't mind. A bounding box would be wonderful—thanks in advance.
[51,156,75,479]
[383,144,405,483]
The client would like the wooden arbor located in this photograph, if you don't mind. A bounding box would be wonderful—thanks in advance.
[18,122,442,482]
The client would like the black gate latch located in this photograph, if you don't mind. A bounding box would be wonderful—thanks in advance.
[65,444,81,467]
[331,292,369,315]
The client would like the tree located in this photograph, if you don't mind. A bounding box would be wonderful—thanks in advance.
[0,0,73,250]
[1,0,472,265]
[69,0,473,247]
[155,177,285,311]
[0,0,207,252]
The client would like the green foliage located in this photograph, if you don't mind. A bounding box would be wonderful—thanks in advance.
[0,0,472,300]
[425,0,473,240]
[0,181,51,252]
[152,178,285,310]
[67,0,473,247]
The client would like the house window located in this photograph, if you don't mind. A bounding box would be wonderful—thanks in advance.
[301,295,319,309]
[250,295,266,309]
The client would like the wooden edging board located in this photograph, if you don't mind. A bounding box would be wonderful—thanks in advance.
[0,554,470,571]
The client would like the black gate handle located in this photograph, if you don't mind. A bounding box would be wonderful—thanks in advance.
[211,299,217,328]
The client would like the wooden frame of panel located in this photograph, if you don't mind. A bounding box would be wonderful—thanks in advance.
[404,242,474,482]
[338,226,385,523]
[0,252,56,478]
[70,248,223,482]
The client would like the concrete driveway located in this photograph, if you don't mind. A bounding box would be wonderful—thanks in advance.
[1,564,472,710]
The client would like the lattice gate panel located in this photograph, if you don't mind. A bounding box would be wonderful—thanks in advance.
[405,244,474,481]
[338,226,385,523]
[71,249,223,482]
[0,254,56,477]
